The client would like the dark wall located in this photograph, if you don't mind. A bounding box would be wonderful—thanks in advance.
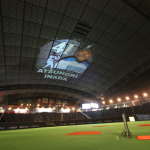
[1,112,84,123]
[1,103,150,123]
[84,103,150,119]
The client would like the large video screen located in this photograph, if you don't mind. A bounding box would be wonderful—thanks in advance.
[91,103,99,109]
[36,39,94,81]
[82,103,91,110]
[82,103,99,110]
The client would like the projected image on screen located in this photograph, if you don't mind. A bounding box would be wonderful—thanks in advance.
[36,39,94,81]
[55,45,93,73]
[43,39,69,69]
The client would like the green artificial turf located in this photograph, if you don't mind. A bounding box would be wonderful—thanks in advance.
[0,121,150,150]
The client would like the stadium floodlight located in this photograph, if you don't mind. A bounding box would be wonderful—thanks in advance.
[117,98,121,102]
[121,113,132,138]
[102,101,105,104]
[109,99,113,103]
[126,97,129,100]
[134,95,138,98]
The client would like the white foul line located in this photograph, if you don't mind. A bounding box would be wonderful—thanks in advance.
[116,135,118,140]
[62,137,70,141]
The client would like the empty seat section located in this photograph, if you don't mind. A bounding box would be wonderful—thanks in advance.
[84,112,91,118]
[101,110,106,118]
[52,113,57,120]
[10,113,17,122]
[112,109,119,117]
[106,109,113,117]
[126,107,134,115]
[17,114,24,122]
[63,113,68,120]
[40,113,49,122]
[139,104,149,114]
[52,113,60,120]
[34,113,42,122]
[119,108,127,115]
[26,114,35,122]
[85,111,100,118]
[77,112,84,119]
[57,113,61,120]
[47,113,53,121]
[3,113,15,122]
[94,111,101,118]
[36,113,43,122]
[14,114,23,122]
[31,114,37,122]
[68,113,72,120]
[72,112,78,119]
[133,106,140,114]
[22,114,30,122]
[146,103,150,114]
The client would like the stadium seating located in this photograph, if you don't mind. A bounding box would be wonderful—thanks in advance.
[1,104,150,125]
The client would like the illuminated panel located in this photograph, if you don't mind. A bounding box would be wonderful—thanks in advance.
[36,39,94,81]
[42,98,48,104]
[18,99,24,104]
[35,108,53,113]
[56,100,61,105]
[61,108,70,113]
[27,99,33,104]
[36,98,41,104]
[82,103,91,110]
[14,109,28,113]
[49,99,55,104]
[91,103,99,109]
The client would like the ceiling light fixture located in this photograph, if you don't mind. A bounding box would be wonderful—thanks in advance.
[143,93,147,97]
[117,98,121,101]
[109,99,113,103]
[134,95,138,98]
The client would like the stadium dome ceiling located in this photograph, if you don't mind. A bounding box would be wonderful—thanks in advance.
[0,0,150,105]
